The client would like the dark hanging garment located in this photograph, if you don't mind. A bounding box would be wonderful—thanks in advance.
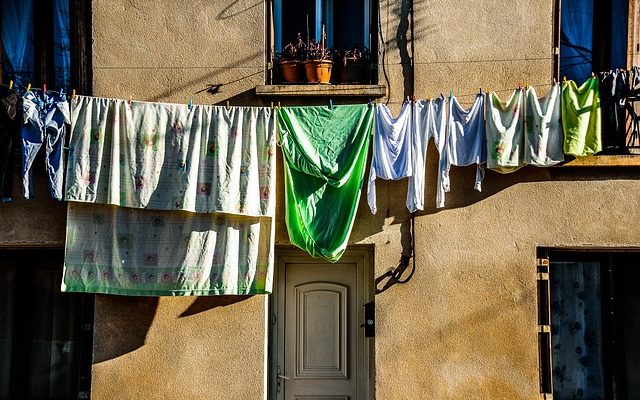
[598,70,630,153]
[0,87,19,202]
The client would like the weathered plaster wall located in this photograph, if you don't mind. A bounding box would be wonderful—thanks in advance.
[86,1,640,400]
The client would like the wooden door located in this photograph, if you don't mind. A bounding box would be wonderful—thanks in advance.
[272,248,373,400]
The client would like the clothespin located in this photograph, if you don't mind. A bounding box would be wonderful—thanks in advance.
[71,89,76,100]
[486,88,490,94]
[226,100,230,110]
[480,88,483,95]
[329,99,333,109]
[412,95,416,103]
[553,77,557,85]
[367,98,372,108]
[406,96,410,103]
[563,76,567,83]
[449,89,453,98]
[188,97,193,110]
[277,101,281,108]
[128,95,132,105]
[591,71,596,78]
[270,101,274,109]
[8,80,13,90]
[26,83,31,92]
[43,84,46,94]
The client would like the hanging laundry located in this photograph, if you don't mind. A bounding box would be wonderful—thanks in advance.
[278,104,373,263]
[63,97,276,296]
[411,96,446,211]
[524,84,564,166]
[21,89,70,200]
[62,202,273,296]
[367,101,413,214]
[562,77,602,156]
[66,97,275,216]
[438,94,486,209]
[598,70,630,153]
[0,86,18,202]
[485,89,525,173]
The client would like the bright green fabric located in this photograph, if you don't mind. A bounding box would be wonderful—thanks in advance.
[278,105,373,263]
[562,77,602,156]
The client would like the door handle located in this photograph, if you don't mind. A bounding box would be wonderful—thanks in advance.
[278,374,290,380]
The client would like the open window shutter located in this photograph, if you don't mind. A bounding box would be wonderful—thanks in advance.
[537,254,553,398]
[629,0,640,68]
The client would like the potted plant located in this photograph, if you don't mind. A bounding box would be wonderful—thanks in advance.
[276,34,306,83]
[332,46,370,84]
[303,39,333,84]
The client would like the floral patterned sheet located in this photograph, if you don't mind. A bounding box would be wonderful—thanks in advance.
[62,97,276,295]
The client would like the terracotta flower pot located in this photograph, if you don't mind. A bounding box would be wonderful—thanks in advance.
[278,61,304,83]
[303,60,333,84]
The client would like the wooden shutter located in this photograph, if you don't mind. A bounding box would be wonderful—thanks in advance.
[628,0,640,68]
[537,254,553,399]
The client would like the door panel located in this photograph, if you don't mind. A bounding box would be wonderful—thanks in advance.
[273,249,372,400]
[295,282,347,379]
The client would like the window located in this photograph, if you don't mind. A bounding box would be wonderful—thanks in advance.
[0,0,92,91]
[559,0,629,82]
[268,0,377,84]
[538,251,640,399]
[0,249,93,400]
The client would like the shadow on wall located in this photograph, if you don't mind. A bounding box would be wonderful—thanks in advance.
[145,51,263,103]
[217,1,262,20]
[92,295,251,363]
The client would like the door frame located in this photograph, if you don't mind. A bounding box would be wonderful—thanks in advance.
[268,245,375,400]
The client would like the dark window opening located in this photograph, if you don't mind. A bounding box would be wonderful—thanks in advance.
[0,249,93,400]
[560,0,629,83]
[546,251,640,399]
[268,0,378,85]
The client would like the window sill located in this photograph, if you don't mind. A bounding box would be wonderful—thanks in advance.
[557,155,640,167]
[255,84,386,98]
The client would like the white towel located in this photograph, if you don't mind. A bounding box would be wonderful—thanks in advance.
[485,89,525,173]
[524,85,564,166]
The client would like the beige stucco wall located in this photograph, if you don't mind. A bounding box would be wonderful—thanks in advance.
[2,0,636,399]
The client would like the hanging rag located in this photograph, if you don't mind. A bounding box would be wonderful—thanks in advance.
[598,70,630,153]
[562,77,602,156]
[0,86,18,202]
[278,104,373,263]
[438,94,486,208]
[412,96,446,211]
[524,84,564,166]
[63,96,276,296]
[485,89,525,173]
[367,101,413,214]
[21,89,70,200]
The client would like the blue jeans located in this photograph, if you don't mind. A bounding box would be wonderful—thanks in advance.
[22,90,70,200]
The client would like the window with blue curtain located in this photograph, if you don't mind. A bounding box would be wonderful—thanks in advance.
[0,249,93,400]
[1,0,71,89]
[560,0,629,83]
[550,253,640,399]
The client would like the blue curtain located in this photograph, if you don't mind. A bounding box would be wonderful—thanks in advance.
[53,0,70,89]
[610,0,628,70]
[550,261,605,400]
[1,0,34,87]
[560,0,594,83]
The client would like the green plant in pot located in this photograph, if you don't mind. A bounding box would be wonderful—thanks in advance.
[333,46,370,84]
[276,34,306,83]
[303,38,333,84]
